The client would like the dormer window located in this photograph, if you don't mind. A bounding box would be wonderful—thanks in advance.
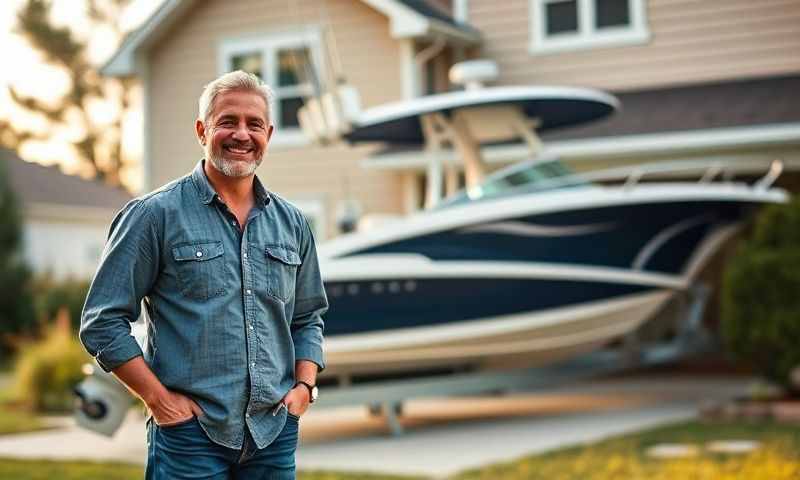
[219,30,323,148]
[530,0,649,54]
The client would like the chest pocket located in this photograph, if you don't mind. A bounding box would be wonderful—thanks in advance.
[264,245,301,302]
[172,241,227,300]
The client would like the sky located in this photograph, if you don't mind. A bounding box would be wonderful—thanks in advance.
[0,0,161,191]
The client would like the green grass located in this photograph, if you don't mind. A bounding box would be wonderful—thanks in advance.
[0,389,48,435]
[0,459,142,480]
[0,407,46,435]
[300,473,426,480]
[454,420,800,480]
[0,459,424,480]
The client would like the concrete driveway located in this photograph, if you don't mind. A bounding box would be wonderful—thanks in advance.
[0,374,748,478]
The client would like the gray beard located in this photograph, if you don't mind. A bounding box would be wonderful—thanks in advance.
[207,148,262,178]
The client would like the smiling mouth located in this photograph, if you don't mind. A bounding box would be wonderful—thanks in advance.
[223,144,254,155]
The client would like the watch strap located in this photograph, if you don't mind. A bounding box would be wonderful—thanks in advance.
[295,381,316,403]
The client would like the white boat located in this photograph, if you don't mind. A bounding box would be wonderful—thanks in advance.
[307,61,788,381]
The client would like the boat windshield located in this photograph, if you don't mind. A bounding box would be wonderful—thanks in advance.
[437,159,588,208]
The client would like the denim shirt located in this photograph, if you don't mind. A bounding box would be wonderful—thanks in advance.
[80,160,327,449]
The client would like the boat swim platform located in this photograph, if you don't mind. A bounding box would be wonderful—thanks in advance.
[314,283,713,436]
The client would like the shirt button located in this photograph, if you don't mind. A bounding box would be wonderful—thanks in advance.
[251,362,255,367]
[243,252,248,259]
[195,251,203,258]
[246,289,252,295]
[245,413,250,418]
[249,324,254,330]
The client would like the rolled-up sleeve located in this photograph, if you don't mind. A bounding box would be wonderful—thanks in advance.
[291,217,328,371]
[79,199,160,372]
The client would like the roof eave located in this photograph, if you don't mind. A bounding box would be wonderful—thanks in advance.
[101,0,481,77]
[425,18,481,46]
[101,0,196,77]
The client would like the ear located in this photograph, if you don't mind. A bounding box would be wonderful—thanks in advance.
[195,119,207,146]
[266,124,274,142]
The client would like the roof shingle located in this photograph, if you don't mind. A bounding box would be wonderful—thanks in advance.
[1,149,132,211]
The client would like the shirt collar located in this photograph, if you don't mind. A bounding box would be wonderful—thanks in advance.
[191,160,271,207]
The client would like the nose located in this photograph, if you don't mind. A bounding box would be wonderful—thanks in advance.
[232,122,249,141]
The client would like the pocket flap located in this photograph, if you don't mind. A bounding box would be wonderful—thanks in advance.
[172,241,224,262]
[265,246,301,266]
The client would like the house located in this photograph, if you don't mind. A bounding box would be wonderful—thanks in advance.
[102,0,800,239]
[1,149,132,280]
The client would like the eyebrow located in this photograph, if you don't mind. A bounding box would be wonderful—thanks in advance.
[216,114,265,125]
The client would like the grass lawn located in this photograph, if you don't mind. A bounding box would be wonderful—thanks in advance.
[455,419,800,480]
[0,459,424,480]
[0,388,48,435]
[0,459,143,480]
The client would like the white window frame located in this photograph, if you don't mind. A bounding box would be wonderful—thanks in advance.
[530,0,649,55]
[218,28,324,149]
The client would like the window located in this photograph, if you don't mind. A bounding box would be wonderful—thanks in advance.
[530,0,649,54]
[219,30,323,148]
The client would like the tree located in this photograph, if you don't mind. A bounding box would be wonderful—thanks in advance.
[0,154,35,354]
[3,0,133,185]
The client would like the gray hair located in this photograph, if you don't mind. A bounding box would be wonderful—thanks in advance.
[198,70,274,125]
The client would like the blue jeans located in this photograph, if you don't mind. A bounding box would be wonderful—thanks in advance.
[145,414,299,479]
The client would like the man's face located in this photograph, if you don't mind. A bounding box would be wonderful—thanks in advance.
[196,89,273,178]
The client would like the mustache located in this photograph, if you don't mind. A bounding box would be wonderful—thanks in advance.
[222,140,255,149]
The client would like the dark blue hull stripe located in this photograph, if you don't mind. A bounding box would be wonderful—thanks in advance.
[343,201,754,275]
[323,277,657,336]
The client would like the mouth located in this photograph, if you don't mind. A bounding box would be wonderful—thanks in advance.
[222,143,255,156]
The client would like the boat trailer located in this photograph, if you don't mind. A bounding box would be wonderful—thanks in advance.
[312,283,713,435]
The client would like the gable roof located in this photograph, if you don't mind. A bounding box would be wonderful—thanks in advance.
[103,0,481,77]
[1,149,132,211]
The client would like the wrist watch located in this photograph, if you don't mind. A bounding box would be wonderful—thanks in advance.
[295,381,318,403]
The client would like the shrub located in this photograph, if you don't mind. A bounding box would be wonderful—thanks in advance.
[721,196,800,393]
[12,311,90,412]
[0,155,35,355]
[30,276,91,332]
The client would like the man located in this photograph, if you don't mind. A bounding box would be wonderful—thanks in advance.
[80,70,327,479]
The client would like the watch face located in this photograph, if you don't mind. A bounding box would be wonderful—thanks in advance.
[310,385,319,401]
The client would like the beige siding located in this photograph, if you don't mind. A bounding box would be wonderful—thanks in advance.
[468,0,800,91]
[147,0,405,238]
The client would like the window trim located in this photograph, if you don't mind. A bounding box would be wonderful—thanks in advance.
[530,0,650,55]
[217,28,324,149]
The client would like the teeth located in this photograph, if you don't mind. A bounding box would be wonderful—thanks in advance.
[225,146,251,153]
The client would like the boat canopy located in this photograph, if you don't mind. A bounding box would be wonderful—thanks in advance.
[343,86,619,145]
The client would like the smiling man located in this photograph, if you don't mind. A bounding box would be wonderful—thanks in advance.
[80,70,327,479]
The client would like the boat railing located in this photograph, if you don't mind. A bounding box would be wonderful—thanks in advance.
[443,158,785,207]
[619,159,784,190]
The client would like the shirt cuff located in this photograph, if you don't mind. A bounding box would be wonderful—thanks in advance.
[294,343,325,372]
[95,333,144,372]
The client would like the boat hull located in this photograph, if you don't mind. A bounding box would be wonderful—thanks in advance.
[320,289,672,379]
[316,185,785,381]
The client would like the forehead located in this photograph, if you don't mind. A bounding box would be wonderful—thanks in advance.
[210,89,268,121]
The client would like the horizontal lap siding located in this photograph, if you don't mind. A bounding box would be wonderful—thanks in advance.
[468,0,800,91]
[148,0,405,237]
